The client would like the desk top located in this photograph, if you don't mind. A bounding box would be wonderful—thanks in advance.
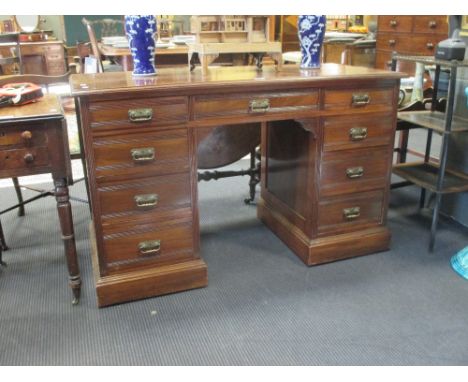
[70,64,405,97]
[0,94,63,123]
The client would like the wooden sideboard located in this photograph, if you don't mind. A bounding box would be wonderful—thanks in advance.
[375,16,448,72]
[70,65,403,307]
[0,40,67,75]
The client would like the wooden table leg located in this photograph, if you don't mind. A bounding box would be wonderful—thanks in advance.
[54,178,81,305]
[200,53,219,76]
[270,52,283,71]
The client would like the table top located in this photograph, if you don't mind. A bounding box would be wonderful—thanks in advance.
[0,94,63,123]
[99,43,188,57]
[70,64,405,97]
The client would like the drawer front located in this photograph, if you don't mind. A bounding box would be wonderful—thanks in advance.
[103,223,194,272]
[0,146,50,171]
[0,127,47,148]
[378,16,413,33]
[318,190,384,235]
[89,96,188,131]
[93,129,189,181]
[323,113,395,152]
[98,173,192,225]
[377,33,441,54]
[413,16,448,35]
[323,87,394,113]
[320,147,390,196]
[193,90,319,120]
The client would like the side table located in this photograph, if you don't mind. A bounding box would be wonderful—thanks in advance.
[0,94,81,304]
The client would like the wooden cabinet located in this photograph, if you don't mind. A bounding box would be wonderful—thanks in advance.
[71,65,403,307]
[0,40,67,75]
[375,16,448,72]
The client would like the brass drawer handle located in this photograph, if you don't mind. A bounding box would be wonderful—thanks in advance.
[249,99,270,113]
[131,147,155,162]
[428,20,437,28]
[343,207,361,220]
[128,108,153,122]
[138,240,161,256]
[346,166,364,179]
[349,127,368,141]
[134,193,159,209]
[388,39,396,46]
[351,94,370,107]
[389,19,398,27]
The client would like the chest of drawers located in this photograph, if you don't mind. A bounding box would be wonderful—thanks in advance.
[71,65,403,307]
[375,16,448,72]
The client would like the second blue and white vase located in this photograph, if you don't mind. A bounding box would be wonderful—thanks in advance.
[124,15,157,76]
[297,15,326,69]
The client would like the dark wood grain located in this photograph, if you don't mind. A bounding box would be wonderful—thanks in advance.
[74,65,402,306]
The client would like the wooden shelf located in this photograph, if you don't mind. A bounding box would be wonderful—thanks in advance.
[393,162,468,194]
[397,111,468,134]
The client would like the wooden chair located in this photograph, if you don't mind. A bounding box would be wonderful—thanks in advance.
[0,33,23,75]
[81,18,124,73]
[0,72,89,256]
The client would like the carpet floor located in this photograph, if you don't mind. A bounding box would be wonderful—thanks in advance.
[1,160,467,365]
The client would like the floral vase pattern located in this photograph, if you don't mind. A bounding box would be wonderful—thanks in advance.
[124,15,157,76]
[297,15,326,69]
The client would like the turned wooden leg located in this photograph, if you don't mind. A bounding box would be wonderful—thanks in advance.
[12,177,25,217]
[270,52,283,71]
[54,178,81,305]
[200,54,219,76]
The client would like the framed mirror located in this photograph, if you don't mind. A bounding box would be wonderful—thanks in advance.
[14,15,40,33]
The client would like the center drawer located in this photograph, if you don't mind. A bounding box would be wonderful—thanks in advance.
[193,90,319,121]
[0,126,47,148]
[92,129,189,181]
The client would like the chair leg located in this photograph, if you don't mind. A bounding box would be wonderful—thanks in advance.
[397,130,410,164]
[244,148,261,205]
[12,177,25,217]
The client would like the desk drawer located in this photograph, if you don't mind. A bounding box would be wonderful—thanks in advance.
[323,87,394,113]
[413,16,448,35]
[320,147,390,196]
[318,190,384,235]
[103,222,194,272]
[0,146,50,171]
[0,127,47,148]
[193,90,318,121]
[323,113,395,152]
[89,96,188,131]
[98,173,192,225]
[93,129,189,181]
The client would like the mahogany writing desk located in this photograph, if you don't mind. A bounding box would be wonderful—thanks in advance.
[70,65,403,307]
[0,94,81,304]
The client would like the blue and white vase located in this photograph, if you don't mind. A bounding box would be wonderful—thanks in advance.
[297,15,326,69]
[124,15,157,76]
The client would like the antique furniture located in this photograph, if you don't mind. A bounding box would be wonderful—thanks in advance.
[0,94,81,303]
[391,54,468,251]
[70,64,403,307]
[0,33,23,75]
[375,16,448,73]
[0,39,67,76]
[188,16,282,74]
